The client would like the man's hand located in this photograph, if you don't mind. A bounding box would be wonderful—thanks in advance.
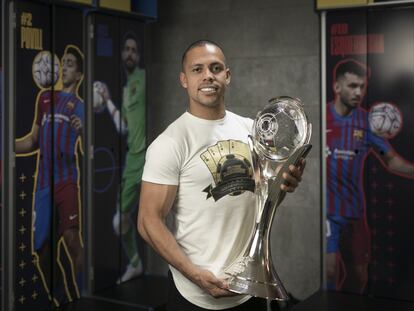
[280,158,306,192]
[70,115,83,135]
[192,269,237,298]
[94,81,111,103]
[100,82,111,103]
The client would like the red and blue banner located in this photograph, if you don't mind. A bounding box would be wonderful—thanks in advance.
[325,8,414,301]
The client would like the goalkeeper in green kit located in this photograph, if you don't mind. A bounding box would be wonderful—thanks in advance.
[96,31,146,283]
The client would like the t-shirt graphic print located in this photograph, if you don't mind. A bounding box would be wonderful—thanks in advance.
[201,139,255,201]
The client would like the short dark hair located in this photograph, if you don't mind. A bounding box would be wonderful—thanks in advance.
[335,59,367,81]
[122,31,139,50]
[181,39,226,71]
[65,46,83,73]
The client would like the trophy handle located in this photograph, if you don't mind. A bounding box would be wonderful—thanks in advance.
[247,135,261,189]
[248,135,268,220]
[261,144,313,233]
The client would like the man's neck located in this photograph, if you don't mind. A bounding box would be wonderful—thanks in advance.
[62,84,76,94]
[126,67,136,78]
[334,98,353,117]
[188,102,226,120]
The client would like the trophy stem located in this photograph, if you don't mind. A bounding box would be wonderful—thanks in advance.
[258,193,283,241]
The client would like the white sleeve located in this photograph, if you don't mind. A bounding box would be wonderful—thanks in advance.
[106,99,128,135]
[245,117,254,134]
[142,133,182,185]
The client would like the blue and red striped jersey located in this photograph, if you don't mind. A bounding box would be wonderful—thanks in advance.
[35,90,84,190]
[326,102,390,218]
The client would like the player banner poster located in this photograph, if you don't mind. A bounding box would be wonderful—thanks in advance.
[15,2,53,310]
[92,14,146,291]
[92,13,122,291]
[325,9,414,301]
[118,16,146,284]
[15,2,85,309]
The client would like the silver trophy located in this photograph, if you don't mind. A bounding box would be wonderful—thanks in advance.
[224,96,312,300]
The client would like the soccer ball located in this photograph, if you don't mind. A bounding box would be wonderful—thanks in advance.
[32,51,60,88]
[368,102,402,139]
[93,81,106,113]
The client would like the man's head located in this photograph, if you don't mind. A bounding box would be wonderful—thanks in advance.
[180,40,231,112]
[334,60,368,109]
[122,32,140,73]
[62,45,83,89]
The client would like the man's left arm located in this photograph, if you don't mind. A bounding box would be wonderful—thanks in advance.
[382,150,414,178]
[70,114,82,135]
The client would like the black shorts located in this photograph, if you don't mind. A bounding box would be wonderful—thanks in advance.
[166,271,268,311]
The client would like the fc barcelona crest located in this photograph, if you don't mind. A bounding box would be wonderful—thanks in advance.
[353,129,364,140]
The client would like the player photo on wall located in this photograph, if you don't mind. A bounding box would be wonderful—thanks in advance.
[92,14,146,290]
[14,2,85,309]
[325,9,414,301]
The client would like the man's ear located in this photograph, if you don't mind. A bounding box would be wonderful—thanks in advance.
[334,81,340,94]
[225,68,231,85]
[180,72,188,88]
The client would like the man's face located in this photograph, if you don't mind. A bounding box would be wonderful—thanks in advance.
[62,53,82,88]
[122,38,139,72]
[334,72,366,109]
[180,44,230,109]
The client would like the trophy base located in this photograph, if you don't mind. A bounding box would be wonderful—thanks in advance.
[228,275,289,301]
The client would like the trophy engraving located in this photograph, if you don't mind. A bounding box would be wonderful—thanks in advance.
[224,96,312,300]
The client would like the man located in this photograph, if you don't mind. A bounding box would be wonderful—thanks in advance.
[326,59,414,293]
[16,45,84,305]
[96,31,146,282]
[138,40,305,310]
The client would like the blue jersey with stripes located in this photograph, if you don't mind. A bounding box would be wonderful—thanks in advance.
[35,90,84,190]
[326,102,390,218]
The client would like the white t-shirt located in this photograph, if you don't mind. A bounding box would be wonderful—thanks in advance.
[142,111,257,310]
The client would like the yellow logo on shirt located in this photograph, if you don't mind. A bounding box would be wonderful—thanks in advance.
[66,101,75,111]
[201,140,254,201]
[353,129,364,140]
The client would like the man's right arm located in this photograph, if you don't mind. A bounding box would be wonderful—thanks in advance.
[15,125,39,154]
[97,81,128,134]
[138,181,234,298]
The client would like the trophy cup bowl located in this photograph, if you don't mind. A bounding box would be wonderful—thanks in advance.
[224,96,312,300]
